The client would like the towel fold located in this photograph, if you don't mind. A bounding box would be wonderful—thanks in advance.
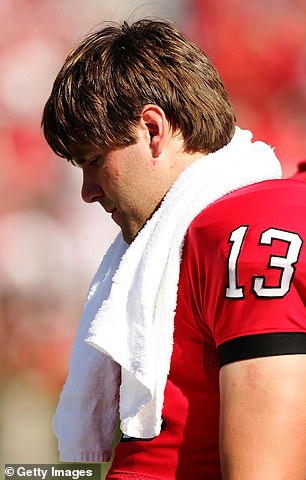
[54,127,282,461]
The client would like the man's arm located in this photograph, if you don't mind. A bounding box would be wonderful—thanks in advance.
[219,354,306,479]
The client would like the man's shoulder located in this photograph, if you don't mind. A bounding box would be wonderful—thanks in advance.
[189,178,306,231]
[184,178,306,258]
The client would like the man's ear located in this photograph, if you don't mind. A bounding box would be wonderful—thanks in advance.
[140,104,169,158]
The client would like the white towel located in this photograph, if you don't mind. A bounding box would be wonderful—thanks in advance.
[54,127,282,462]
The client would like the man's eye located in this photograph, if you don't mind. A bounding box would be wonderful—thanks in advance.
[89,157,101,167]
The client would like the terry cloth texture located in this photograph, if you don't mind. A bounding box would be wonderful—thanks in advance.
[53,127,282,462]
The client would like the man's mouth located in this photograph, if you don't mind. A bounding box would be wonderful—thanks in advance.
[103,205,115,214]
[111,208,119,223]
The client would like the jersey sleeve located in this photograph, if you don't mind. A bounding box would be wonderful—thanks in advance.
[184,180,306,367]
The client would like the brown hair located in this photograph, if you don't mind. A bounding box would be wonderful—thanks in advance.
[42,19,236,159]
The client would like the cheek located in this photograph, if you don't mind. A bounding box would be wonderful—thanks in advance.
[104,166,121,186]
[113,168,121,179]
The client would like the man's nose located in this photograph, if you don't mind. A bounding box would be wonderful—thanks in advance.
[81,172,104,203]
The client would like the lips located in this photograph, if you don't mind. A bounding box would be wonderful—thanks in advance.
[103,205,115,214]
[102,204,119,225]
[111,208,120,225]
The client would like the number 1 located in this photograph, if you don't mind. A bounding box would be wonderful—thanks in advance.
[225,225,248,298]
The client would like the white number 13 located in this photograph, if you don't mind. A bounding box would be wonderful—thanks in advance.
[226,226,303,299]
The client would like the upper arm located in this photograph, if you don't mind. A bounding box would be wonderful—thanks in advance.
[219,355,306,480]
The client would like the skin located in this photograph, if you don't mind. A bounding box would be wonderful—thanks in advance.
[220,355,306,479]
[70,104,203,244]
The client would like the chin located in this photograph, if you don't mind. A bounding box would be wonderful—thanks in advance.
[121,226,141,245]
[120,228,133,245]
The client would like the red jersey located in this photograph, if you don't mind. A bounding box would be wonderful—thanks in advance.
[106,179,306,480]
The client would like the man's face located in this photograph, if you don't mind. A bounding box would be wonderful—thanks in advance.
[70,135,168,244]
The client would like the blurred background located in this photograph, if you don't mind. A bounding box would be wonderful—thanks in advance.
[1,0,306,475]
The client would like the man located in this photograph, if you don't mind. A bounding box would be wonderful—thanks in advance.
[42,19,306,479]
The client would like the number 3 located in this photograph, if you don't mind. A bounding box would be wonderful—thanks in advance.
[226,226,303,299]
